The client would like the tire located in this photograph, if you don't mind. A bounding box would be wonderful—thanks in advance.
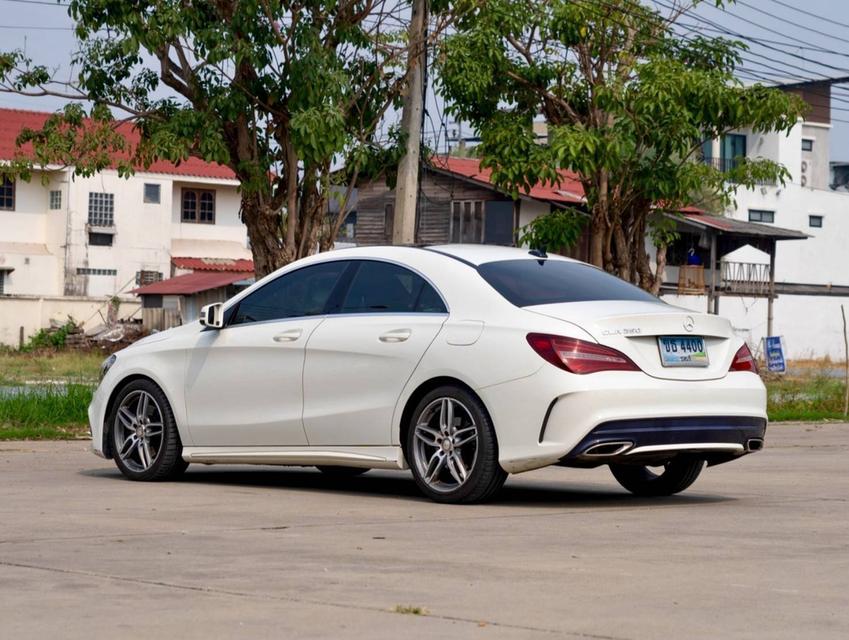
[109,379,189,481]
[406,385,507,504]
[609,457,704,497]
[316,466,369,477]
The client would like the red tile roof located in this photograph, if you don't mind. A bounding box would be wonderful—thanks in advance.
[132,270,253,296]
[429,156,585,204]
[0,108,237,180]
[172,256,255,272]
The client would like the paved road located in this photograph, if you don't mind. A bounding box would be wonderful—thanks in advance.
[1,423,847,639]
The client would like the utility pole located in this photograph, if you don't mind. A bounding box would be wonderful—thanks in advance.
[393,0,428,245]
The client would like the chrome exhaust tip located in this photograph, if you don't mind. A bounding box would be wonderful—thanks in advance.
[583,441,634,457]
[746,438,764,452]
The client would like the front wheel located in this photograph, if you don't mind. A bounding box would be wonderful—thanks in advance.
[110,379,188,481]
[406,386,506,504]
[609,457,704,496]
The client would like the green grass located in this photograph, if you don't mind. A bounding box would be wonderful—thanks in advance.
[766,375,848,422]
[0,384,93,440]
[0,348,104,385]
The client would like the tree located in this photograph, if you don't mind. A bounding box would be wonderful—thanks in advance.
[437,0,806,292]
[0,1,432,278]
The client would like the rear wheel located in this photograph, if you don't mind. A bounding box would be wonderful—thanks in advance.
[316,466,369,477]
[110,379,188,481]
[609,457,704,496]
[406,385,506,504]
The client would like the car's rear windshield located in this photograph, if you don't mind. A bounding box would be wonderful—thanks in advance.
[477,259,659,307]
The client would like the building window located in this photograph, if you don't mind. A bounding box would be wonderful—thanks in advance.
[720,134,747,171]
[384,202,394,241]
[136,270,163,286]
[88,232,114,246]
[0,272,5,294]
[49,190,62,210]
[88,192,115,227]
[809,215,823,228]
[181,189,215,223]
[748,209,775,224]
[0,176,14,211]
[144,183,161,204]
[802,139,814,152]
[76,267,117,276]
[450,200,485,243]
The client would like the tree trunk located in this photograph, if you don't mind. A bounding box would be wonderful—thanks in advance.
[241,192,287,279]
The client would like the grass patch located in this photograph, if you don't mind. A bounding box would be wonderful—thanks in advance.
[392,605,427,616]
[766,374,847,422]
[0,384,93,440]
[0,349,104,385]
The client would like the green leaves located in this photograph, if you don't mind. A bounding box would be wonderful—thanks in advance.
[519,208,587,253]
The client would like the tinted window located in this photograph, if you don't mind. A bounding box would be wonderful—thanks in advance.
[230,261,347,325]
[338,261,446,314]
[477,259,658,307]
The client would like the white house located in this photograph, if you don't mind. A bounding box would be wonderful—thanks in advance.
[0,107,250,346]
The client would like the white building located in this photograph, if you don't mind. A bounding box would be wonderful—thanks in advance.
[664,80,849,359]
[0,108,250,346]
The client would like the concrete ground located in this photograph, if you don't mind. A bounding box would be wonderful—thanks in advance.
[1,423,847,639]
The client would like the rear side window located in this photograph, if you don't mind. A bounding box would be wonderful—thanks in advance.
[477,259,659,307]
[338,260,447,314]
[230,261,347,325]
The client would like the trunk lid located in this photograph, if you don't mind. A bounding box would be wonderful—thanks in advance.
[526,300,735,381]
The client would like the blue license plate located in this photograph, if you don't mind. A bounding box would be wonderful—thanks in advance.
[658,336,709,367]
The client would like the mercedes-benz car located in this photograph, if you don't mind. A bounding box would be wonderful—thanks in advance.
[89,245,766,503]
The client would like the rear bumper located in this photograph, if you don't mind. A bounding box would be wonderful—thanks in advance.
[558,416,767,468]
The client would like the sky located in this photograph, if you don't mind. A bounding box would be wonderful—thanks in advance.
[3,0,849,159]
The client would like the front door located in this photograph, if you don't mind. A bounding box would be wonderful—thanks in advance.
[184,260,349,446]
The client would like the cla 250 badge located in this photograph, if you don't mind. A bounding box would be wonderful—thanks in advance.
[601,328,642,336]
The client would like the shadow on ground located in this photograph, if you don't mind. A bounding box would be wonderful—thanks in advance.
[80,465,734,508]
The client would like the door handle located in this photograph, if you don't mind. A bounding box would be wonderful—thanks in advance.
[273,328,303,343]
[379,329,412,343]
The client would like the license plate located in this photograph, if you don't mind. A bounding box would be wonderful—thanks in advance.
[658,336,709,367]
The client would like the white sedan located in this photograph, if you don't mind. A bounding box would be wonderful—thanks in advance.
[89,245,766,503]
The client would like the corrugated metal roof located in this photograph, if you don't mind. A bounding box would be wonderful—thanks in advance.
[0,108,237,181]
[132,270,253,296]
[172,257,255,272]
[680,212,809,240]
[428,156,585,204]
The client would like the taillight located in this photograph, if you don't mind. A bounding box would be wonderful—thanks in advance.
[526,333,640,374]
[729,343,758,373]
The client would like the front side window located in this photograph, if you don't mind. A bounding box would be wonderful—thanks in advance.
[477,259,658,307]
[338,260,447,314]
[88,193,115,227]
[182,189,215,223]
[230,261,348,325]
[748,209,775,224]
[1,176,15,210]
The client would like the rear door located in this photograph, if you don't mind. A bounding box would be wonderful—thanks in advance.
[302,260,448,446]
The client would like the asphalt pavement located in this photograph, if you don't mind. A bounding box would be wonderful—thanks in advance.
[1,423,847,639]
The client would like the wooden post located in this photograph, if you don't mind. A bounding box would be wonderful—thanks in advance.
[767,241,776,338]
[393,0,428,246]
[841,304,848,416]
[708,232,717,314]
[18,326,24,350]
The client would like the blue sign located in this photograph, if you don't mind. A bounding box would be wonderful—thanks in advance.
[765,336,786,374]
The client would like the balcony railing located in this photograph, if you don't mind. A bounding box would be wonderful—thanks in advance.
[675,262,772,297]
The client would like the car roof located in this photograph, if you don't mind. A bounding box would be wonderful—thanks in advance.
[424,244,576,266]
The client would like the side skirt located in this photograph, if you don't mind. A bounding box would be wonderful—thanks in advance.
[182,445,408,470]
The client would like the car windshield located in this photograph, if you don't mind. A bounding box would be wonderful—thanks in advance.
[477,259,659,307]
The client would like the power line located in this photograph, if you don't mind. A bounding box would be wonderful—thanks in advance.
[768,0,849,31]
[0,0,69,6]
[0,24,72,29]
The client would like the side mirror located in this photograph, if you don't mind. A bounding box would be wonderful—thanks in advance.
[200,302,224,329]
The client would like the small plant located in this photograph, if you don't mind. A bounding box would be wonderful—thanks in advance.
[518,208,586,253]
[392,604,427,616]
[21,317,78,352]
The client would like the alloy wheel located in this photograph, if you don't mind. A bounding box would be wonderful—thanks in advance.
[412,397,479,493]
[113,390,165,472]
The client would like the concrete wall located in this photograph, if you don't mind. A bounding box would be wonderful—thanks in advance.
[0,295,140,348]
